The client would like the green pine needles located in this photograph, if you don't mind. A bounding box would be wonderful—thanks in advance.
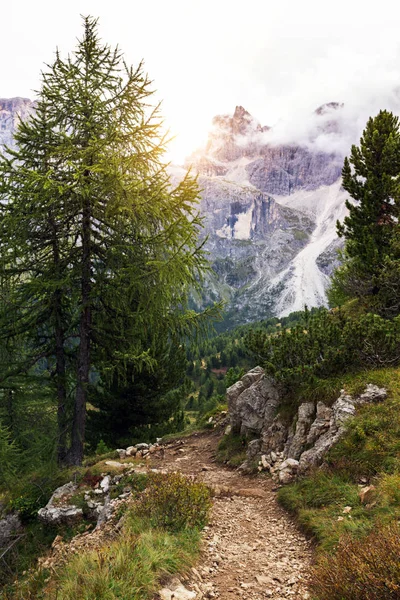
[0,17,215,466]
[333,110,400,308]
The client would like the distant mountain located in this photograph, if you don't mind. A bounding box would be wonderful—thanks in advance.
[181,104,348,324]
[0,97,347,327]
[0,98,34,150]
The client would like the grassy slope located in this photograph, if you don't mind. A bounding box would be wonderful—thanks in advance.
[2,461,210,600]
[278,367,400,552]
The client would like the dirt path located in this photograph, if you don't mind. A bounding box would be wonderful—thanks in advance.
[153,430,312,600]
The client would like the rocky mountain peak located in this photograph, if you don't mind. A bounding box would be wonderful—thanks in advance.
[0,97,32,112]
[0,97,35,150]
[313,102,345,136]
[314,101,344,116]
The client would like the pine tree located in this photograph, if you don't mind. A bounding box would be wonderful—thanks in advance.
[0,17,215,465]
[0,100,73,463]
[335,110,400,300]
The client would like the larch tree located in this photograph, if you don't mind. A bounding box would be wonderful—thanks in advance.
[0,17,214,465]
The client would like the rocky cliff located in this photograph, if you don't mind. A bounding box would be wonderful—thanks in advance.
[184,104,348,323]
[227,367,387,484]
[0,98,34,150]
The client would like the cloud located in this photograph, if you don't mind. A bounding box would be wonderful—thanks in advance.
[204,85,400,163]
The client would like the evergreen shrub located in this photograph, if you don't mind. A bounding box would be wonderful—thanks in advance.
[246,308,400,387]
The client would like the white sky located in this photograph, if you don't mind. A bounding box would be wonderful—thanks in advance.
[3,0,400,162]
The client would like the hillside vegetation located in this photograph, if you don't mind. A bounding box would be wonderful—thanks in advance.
[227,109,400,599]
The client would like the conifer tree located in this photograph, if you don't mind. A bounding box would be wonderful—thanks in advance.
[0,17,214,465]
[335,110,400,299]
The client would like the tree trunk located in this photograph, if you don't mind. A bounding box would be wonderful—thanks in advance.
[55,288,68,465]
[68,199,91,466]
[51,222,69,466]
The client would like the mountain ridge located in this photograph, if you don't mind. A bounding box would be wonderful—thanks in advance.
[0,98,346,325]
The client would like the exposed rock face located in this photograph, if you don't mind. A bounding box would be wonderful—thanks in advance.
[181,103,349,324]
[246,147,342,196]
[261,416,288,455]
[227,366,264,432]
[187,103,343,194]
[227,367,279,436]
[229,368,387,481]
[0,98,34,150]
[286,403,315,461]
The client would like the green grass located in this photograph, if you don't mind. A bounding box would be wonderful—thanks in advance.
[47,519,200,600]
[216,432,248,467]
[4,471,210,600]
[278,366,400,554]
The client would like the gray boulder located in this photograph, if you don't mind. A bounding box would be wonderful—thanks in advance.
[227,366,264,433]
[0,514,22,545]
[279,459,300,484]
[38,481,83,526]
[247,439,262,460]
[286,402,315,460]
[357,384,387,404]
[38,505,83,525]
[236,376,280,436]
[261,415,289,455]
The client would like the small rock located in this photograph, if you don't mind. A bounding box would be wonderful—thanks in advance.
[278,459,299,484]
[255,575,272,585]
[342,506,352,514]
[135,443,149,450]
[261,455,271,471]
[359,485,376,504]
[100,475,111,494]
[104,460,125,469]
[171,585,197,599]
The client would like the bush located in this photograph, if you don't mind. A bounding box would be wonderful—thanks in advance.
[135,472,211,532]
[95,439,112,455]
[246,308,400,387]
[311,522,400,599]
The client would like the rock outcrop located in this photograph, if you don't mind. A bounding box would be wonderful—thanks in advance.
[227,368,387,482]
[38,482,83,526]
[37,440,166,526]
[0,513,22,547]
